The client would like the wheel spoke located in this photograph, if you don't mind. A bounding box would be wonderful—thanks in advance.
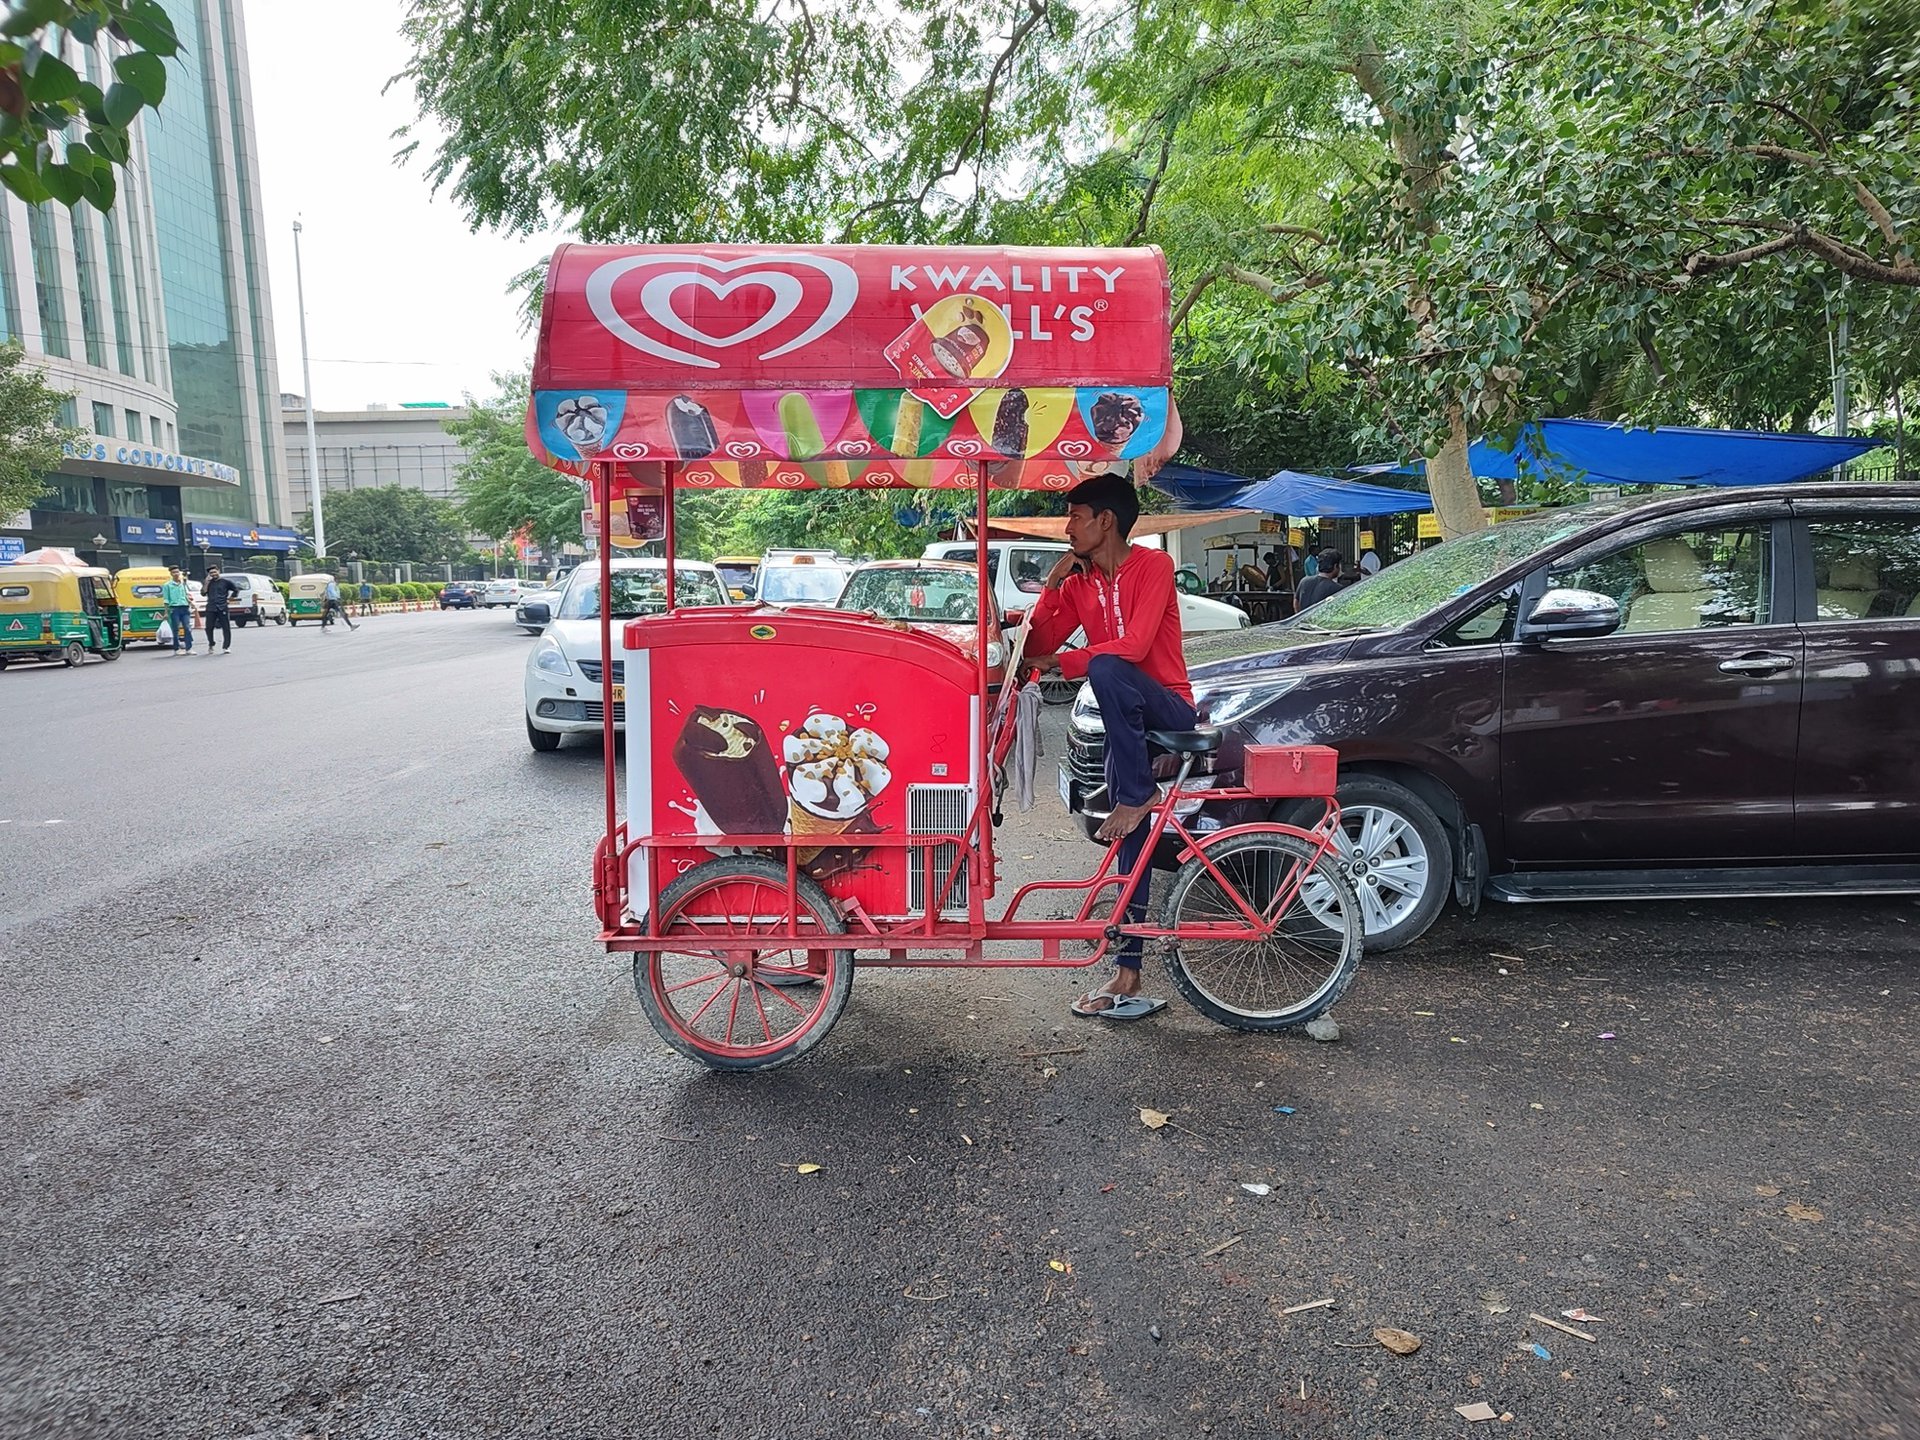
[663,966,730,996]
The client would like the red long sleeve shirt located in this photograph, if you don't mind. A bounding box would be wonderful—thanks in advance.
[1026,545,1192,703]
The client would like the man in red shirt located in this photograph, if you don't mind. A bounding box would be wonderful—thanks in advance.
[1027,472,1197,1020]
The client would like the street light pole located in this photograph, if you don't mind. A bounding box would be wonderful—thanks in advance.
[293,219,326,558]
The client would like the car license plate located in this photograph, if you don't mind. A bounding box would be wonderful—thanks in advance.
[611,684,625,702]
[1059,767,1073,810]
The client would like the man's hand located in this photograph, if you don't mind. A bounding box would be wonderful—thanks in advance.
[1029,653,1064,676]
[1043,551,1085,591]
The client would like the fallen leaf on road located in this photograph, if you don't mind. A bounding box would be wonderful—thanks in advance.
[1480,1291,1511,1315]
[1048,1259,1071,1273]
[1783,1202,1824,1223]
[1241,1183,1272,1196]
[795,1163,822,1175]
[1139,1108,1171,1129]
[1754,1185,1781,1197]
[1454,1402,1498,1423]
[1373,1327,1421,1356]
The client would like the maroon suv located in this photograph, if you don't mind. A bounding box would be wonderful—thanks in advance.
[1062,483,1920,950]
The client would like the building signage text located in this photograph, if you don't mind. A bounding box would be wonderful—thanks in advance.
[63,436,242,486]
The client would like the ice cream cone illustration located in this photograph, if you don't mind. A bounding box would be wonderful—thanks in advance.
[783,714,892,870]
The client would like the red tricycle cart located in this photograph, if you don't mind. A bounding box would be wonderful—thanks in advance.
[529,243,1364,1070]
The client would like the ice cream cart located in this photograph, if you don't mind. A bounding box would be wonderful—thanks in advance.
[529,244,1363,1070]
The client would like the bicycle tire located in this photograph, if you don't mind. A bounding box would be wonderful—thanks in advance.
[1160,830,1363,1031]
[636,856,854,1071]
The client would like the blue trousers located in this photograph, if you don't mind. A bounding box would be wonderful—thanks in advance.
[169,605,192,651]
[1086,654,1196,970]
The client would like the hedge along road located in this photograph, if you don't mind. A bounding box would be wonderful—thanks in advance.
[0,612,1915,1438]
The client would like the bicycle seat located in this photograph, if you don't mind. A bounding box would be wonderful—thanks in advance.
[1146,727,1220,755]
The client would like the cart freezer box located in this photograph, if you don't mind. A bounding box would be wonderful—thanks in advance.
[621,609,983,921]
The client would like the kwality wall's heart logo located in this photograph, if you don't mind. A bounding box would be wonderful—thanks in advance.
[584,253,860,370]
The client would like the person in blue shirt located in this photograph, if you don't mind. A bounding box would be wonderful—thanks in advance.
[160,566,193,654]
[322,576,358,631]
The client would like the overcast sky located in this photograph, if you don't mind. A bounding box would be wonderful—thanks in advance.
[247,2,567,412]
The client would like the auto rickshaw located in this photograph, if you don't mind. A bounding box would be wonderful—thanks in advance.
[287,572,332,624]
[712,554,761,601]
[0,565,123,667]
[112,565,173,646]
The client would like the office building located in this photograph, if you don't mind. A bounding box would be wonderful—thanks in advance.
[0,1,297,574]
[280,399,472,520]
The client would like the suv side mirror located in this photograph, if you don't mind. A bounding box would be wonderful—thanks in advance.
[1518,587,1622,642]
[522,602,551,625]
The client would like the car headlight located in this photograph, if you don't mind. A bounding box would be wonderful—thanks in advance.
[531,637,572,677]
[1069,681,1100,726]
[1194,672,1304,726]
[986,640,1006,668]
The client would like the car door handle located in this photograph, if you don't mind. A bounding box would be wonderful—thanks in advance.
[1718,653,1795,675]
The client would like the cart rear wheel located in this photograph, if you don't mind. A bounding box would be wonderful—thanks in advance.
[638,856,852,1071]
[1161,830,1362,1031]
[62,641,86,667]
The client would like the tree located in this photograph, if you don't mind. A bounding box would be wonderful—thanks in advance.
[448,374,586,561]
[1,0,179,210]
[0,340,78,515]
[297,486,468,566]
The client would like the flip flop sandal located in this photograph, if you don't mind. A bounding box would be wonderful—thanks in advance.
[1070,992,1167,1022]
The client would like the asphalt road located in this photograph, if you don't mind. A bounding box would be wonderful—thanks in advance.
[2,612,1916,1439]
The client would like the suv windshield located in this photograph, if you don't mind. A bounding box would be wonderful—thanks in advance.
[839,566,978,622]
[1294,507,1619,633]
[560,568,725,619]
[759,564,848,604]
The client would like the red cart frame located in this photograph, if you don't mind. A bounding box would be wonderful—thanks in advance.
[530,243,1363,1068]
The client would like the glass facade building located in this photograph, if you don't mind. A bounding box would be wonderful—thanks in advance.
[0,5,292,574]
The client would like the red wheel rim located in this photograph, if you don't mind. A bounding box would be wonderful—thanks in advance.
[649,876,839,1060]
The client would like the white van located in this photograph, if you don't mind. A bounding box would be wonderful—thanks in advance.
[225,573,287,625]
[921,539,1249,633]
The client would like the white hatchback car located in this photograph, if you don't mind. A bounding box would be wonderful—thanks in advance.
[523,558,729,751]
[482,577,537,608]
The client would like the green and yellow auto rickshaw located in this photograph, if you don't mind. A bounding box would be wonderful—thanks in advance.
[0,565,123,667]
[288,572,331,625]
[113,564,173,647]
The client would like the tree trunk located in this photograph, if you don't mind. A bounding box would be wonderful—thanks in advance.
[1424,406,1485,539]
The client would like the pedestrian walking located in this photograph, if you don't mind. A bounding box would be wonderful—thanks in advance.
[358,579,374,616]
[322,576,358,631]
[161,566,194,655]
[201,565,239,655]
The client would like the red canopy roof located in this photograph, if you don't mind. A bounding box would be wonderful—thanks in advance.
[527,244,1177,489]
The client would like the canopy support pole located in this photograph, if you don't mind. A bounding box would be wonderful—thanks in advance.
[598,461,617,848]
[663,466,677,615]
[973,461,991,923]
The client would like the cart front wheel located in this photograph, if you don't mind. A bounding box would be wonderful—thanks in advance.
[1161,830,1362,1031]
[638,855,853,1071]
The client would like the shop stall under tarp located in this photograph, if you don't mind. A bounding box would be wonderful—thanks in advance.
[1362,419,1886,488]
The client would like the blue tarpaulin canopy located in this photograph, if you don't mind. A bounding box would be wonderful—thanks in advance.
[1367,419,1885,487]
[1231,469,1433,518]
[1152,463,1433,516]
[1150,462,1261,510]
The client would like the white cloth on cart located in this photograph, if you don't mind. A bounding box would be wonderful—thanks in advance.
[1013,680,1044,812]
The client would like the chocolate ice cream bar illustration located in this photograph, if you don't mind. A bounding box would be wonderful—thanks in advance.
[931,302,991,379]
[1091,392,1145,451]
[672,706,786,836]
[665,394,719,458]
[990,389,1030,456]
[777,392,828,461]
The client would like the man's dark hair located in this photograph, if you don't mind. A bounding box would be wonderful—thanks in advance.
[207,564,221,574]
[1317,548,1341,571]
[1064,471,1140,539]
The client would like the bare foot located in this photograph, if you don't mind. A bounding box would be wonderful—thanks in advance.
[1096,799,1155,844]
